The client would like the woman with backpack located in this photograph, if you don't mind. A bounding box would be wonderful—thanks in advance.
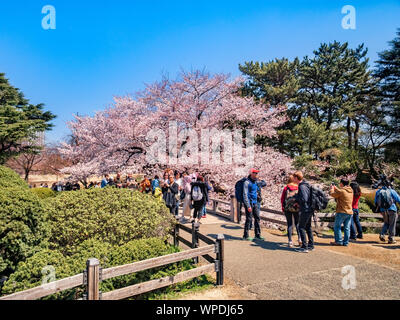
[350,182,363,240]
[190,175,208,223]
[281,175,301,248]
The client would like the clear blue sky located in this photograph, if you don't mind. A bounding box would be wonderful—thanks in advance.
[1,0,399,143]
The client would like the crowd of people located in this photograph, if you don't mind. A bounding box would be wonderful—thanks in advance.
[237,169,400,253]
[29,181,81,191]
[30,167,400,249]
[99,169,213,223]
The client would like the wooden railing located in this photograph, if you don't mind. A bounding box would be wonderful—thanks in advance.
[207,196,397,231]
[0,222,224,301]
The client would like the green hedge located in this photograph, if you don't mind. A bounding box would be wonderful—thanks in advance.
[0,187,48,277]
[44,188,175,254]
[0,166,28,189]
[31,188,57,199]
[1,238,199,300]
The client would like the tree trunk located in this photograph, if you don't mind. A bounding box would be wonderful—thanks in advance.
[346,117,352,149]
[354,119,360,150]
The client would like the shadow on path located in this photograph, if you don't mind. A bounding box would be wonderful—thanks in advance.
[206,233,295,252]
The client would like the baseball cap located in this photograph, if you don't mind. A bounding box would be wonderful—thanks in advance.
[250,168,260,174]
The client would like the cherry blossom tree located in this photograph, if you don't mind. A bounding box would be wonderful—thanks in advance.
[60,70,293,208]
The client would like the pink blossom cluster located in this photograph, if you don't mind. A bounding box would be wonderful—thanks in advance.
[59,70,293,207]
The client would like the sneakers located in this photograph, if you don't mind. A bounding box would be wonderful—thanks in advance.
[243,236,253,241]
[388,239,397,244]
[295,248,309,253]
[288,241,294,248]
[255,236,265,241]
[379,235,386,242]
[298,241,303,247]
[308,247,315,251]
[330,242,343,246]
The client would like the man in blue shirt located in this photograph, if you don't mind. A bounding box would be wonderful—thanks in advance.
[375,183,400,244]
[101,174,109,188]
[242,168,264,241]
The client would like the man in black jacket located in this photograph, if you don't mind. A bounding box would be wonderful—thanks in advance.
[293,171,314,253]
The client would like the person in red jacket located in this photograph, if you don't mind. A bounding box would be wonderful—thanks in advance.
[281,175,301,248]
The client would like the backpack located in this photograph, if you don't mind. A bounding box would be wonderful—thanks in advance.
[235,178,247,203]
[377,188,394,210]
[310,185,329,211]
[192,185,203,201]
[284,187,300,213]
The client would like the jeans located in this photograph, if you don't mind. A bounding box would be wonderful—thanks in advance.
[284,211,300,242]
[334,213,352,246]
[298,210,314,249]
[169,205,176,215]
[350,209,363,239]
[174,200,180,216]
[381,210,398,241]
[243,202,261,238]
[193,205,205,219]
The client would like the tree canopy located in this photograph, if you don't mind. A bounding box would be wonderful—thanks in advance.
[0,73,55,164]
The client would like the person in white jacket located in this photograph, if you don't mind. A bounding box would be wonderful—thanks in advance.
[182,172,197,218]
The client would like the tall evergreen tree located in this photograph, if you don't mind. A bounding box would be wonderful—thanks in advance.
[0,73,55,164]
[375,28,400,140]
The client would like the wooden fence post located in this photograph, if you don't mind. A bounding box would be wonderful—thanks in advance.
[174,218,180,247]
[85,258,100,300]
[230,195,238,223]
[216,234,225,286]
[212,200,217,213]
[192,222,200,264]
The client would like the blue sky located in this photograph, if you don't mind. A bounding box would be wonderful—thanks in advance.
[0,0,399,143]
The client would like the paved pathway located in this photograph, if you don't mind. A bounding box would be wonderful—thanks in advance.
[181,213,400,300]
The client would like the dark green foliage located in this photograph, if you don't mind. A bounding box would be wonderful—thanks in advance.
[0,187,48,277]
[0,73,55,164]
[44,188,175,253]
[1,238,204,300]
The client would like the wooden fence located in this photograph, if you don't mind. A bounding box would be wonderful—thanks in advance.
[0,221,224,301]
[206,196,396,231]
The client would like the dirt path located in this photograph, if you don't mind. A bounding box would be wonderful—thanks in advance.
[178,213,400,300]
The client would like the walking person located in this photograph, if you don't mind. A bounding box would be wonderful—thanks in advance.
[375,179,400,244]
[281,175,301,248]
[235,176,248,223]
[330,179,354,247]
[350,182,363,240]
[242,169,264,241]
[190,175,208,223]
[201,176,212,219]
[174,172,183,217]
[293,171,314,253]
[183,173,197,219]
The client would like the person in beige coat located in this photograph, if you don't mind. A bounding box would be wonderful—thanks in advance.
[330,179,354,247]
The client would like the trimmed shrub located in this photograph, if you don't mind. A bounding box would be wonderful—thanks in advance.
[31,188,56,199]
[0,166,28,189]
[0,187,48,277]
[44,188,175,253]
[1,238,198,300]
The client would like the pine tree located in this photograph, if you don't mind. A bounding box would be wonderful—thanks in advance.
[0,73,56,164]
